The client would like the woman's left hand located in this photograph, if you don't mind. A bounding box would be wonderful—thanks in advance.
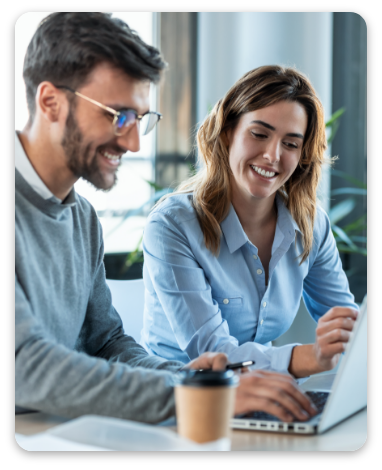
[312,306,359,371]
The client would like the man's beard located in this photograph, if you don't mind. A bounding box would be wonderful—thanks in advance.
[61,107,117,191]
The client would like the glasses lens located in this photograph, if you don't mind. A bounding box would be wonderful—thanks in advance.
[116,111,136,131]
[140,112,160,136]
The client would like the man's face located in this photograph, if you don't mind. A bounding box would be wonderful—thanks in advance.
[61,62,150,191]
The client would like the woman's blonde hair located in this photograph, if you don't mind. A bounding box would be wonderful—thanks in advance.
[161,65,328,264]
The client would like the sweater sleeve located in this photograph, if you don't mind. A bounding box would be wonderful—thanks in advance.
[15,271,182,423]
[77,233,184,373]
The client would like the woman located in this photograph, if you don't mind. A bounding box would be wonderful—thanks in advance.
[140,65,359,378]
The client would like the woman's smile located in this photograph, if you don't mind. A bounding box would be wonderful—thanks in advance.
[250,164,278,180]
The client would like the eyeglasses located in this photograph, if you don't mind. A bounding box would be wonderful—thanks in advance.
[56,85,162,136]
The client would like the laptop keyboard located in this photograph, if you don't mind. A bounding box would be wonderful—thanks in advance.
[238,391,330,422]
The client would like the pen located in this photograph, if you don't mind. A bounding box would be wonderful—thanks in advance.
[226,360,255,370]
[198,360,255,372]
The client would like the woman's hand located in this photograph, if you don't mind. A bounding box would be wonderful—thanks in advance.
[234,370,317,422]
[312,306,358,371]
[289,306,358,378]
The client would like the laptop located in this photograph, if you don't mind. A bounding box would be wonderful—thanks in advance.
[231,295,367,435]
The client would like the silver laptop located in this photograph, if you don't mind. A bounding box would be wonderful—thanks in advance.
[231,295,367,435]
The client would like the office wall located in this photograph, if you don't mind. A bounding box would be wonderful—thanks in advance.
[197,12,333,212]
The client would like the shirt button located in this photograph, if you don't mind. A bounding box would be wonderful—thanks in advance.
[263,301,267,307]
[223,299,229,305]
[257,269,263,275]
[253,254,258,260]
[260,319,264,325]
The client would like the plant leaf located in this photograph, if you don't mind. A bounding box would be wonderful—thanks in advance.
[332,224,358,249]
[331,169,367,189]
[342,214,367,234]
[123,234,144,272]
[336,243,367,256]
[329,198,356,225]
[351,236,367,243]
[330,187,367,197]
[325,107,346,128]
[143,179,164,191]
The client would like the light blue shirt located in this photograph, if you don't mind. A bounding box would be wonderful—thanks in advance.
[140,193,357,374]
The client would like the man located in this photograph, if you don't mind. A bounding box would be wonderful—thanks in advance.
[15,12,317,424]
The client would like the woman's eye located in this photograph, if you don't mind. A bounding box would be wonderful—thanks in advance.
[284,142,298,149]
[251,132,267,139]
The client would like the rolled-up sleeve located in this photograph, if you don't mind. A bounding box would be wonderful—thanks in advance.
[143,210,298,374]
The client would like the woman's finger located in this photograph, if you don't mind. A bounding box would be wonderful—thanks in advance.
[318,307,358,324]
[316,317,356,337]
[318,328,351,346]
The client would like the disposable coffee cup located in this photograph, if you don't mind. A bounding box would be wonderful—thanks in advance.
[174,369,239,443]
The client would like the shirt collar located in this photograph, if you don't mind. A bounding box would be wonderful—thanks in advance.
[275,193,302,236]
[220,193,301,254]
[15,131,63,204]
[220,204,248,254]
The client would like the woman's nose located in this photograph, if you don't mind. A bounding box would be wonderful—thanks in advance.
[263,140,281,163]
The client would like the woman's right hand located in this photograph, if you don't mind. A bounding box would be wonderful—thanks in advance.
[234,370,318,422]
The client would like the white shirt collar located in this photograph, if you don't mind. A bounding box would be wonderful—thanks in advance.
[15,132,62,202]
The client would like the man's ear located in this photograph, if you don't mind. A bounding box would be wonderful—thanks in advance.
[35,82,68,123]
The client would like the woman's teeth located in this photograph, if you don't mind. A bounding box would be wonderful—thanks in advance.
[251,165,276,178]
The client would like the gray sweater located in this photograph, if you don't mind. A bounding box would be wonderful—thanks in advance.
[15,169,184,423]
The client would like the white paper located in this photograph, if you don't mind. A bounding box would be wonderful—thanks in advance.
[15,433,110,451]
[16,415,231,451]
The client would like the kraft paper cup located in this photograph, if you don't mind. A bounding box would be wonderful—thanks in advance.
[175,370,238,444]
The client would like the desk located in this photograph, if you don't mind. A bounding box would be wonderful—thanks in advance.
[15,374,367,451]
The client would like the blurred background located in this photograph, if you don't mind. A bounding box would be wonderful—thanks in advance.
[15,12,367,345]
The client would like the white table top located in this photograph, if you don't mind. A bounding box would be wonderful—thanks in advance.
[15,373,367,451]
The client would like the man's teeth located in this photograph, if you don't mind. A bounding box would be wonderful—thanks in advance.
[101,150,121,161]
[251,165,276,178]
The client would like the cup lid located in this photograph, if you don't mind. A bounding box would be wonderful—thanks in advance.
[175,369,239,387]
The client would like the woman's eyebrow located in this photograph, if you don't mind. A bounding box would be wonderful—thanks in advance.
[250,120,304,139]
[250,120,276,131]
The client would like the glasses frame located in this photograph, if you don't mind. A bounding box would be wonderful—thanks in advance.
[55,85,162,136]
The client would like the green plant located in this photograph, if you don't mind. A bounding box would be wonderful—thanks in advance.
[329,169,367,258]
[326,109,367,266]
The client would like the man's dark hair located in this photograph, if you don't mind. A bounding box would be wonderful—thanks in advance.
[23,12,167,119]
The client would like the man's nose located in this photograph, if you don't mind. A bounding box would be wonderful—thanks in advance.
[116,121,141,153]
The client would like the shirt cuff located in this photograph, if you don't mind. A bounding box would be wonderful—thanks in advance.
[270,343,301,375]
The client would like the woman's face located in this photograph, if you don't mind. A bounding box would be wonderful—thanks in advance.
[227,100,308,204]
